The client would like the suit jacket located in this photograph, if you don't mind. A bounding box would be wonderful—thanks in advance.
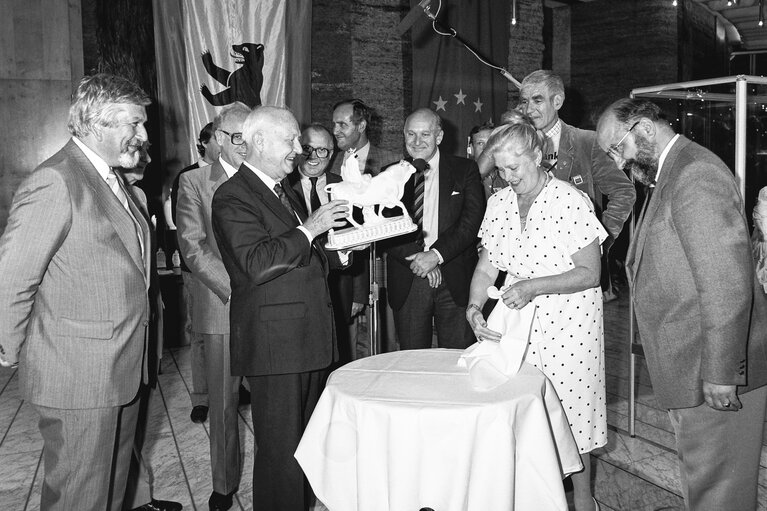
[287,170,367,322]
[176,161,231,334]
[555,121,636,239]
[384,152,486,310]
[329,142,399,176]
[170,161,201,272]
[0,139,151,408]
[212,164,343,376]
[627,135,767,409]
[128,185,164,385]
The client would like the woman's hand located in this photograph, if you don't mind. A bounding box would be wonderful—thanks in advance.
[501,279,538,309]
[466,305,502,343]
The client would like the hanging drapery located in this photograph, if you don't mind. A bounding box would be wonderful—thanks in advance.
[410,0,511,156]
[152,0,311,178]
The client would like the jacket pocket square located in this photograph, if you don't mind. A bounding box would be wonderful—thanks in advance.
[451,191,461,196]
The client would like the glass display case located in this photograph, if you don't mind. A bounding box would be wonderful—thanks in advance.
[626,75,767,436]
[632,75,767,223]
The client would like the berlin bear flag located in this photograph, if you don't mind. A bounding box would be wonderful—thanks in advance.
[154,0,310,169]
[410,0,511,157]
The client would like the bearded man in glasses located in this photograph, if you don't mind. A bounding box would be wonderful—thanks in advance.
[176,102,251,511]
[597,98,767,511]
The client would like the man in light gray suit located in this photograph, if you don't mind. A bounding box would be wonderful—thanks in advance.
[176,102,250,511]
[597,98,767,511]
[0,74,154,511]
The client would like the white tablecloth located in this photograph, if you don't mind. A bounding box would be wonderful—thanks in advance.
[295,349,583,511]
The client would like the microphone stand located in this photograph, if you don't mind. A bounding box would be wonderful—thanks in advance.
[403,0,521,88]
[368,242,380,356]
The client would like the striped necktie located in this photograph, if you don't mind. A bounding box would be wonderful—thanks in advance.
[413,164,428,229]
[274,183,297,218]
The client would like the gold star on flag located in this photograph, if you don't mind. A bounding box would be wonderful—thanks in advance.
[454,89,466,105]
[433,96,447,111]
[473,98,483,113]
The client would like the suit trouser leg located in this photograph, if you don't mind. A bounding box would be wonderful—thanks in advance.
[432,282,474,349]
[204,333,242,494]
[247,369,325,511]
[668,384,767,511]
[35,394,140,511]
[123,385,154,509]
[393,276,434,350]
[183,272,208,407]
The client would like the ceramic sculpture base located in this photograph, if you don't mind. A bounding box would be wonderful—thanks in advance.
[325,215,417,250]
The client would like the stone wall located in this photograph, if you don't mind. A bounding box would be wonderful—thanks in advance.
[558,0,728,129]
[311,0,410,154]
[508,0,545,109]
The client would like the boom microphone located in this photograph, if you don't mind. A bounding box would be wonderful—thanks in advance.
[397,0,433,36]
[412,158,428,173]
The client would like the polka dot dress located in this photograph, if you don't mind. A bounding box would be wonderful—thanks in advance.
[480,178,608,453]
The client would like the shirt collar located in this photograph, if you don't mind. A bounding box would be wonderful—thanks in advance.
[243,161,279,192]
[355,141,370,162]
[425,149,440,173]
[219,157,239,178]
[655,134,680,184]
[300,173,326,184]
[544,119,562,140]
[73,137,111,181]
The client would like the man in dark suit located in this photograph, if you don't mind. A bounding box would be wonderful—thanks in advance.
[212,106,350,510]
[287,123,366,363]
[330,99,399,355]
[384,108,485,350]
[177,103,251,511]
[597,98,767,511]
[330,98,398,176]
[0,74,154,511]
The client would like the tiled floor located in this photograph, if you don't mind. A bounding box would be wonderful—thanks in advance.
[0,291,765,510]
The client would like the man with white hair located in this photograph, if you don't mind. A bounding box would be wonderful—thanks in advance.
[212,106,350,510]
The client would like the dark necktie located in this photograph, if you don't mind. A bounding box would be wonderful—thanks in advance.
[309,176,321,213]
[413,165,428,228]
[273,183,297,218]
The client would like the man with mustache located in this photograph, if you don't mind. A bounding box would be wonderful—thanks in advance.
[596,98,767,511]
[0,74,155,510]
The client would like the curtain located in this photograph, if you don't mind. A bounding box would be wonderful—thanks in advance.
[410,0,510,156]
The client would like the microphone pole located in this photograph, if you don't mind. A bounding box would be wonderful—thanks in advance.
[397,0,521,89]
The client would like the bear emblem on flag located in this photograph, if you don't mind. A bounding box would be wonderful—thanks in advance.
[200,43,264,108]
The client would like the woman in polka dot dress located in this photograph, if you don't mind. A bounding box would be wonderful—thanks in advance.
[466,122,607,511]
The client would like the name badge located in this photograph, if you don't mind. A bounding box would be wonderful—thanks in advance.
[572,175,584,186]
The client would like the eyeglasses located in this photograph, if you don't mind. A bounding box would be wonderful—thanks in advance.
[607,121,639,158]
[218,129,244,145]
[302,145,331,158]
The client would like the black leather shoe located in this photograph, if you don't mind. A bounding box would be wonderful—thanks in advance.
[209,490,236,511]
[190,405,208,423]
[131,499,183,511]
